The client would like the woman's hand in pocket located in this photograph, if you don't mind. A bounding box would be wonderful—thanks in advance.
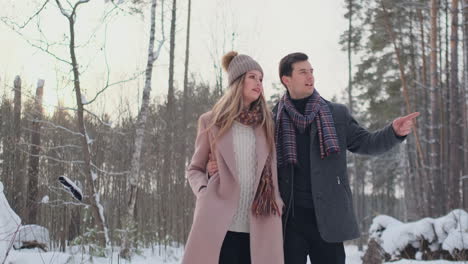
[207,153,218,177]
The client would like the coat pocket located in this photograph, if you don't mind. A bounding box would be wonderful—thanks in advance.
[207,172,219,185]
[339,178,352,206]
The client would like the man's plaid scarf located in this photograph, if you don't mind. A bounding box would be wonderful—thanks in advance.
[275,90,340,167]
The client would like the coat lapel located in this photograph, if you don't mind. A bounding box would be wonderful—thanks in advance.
[215,127,237,180]
[214,124,269,183]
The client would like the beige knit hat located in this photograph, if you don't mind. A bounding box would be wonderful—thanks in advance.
[222,51,263,86]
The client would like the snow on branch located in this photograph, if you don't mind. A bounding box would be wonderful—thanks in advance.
[368,209,468,261]
[58,176,83,201]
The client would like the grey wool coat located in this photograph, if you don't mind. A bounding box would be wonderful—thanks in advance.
[273,100,405,243]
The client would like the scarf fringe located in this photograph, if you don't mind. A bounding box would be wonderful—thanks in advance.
[251,156,279,217]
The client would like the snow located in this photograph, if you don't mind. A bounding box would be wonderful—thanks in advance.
[94,193,110,247]
[369,215,403,238]
[415,251,423,260]
[41,195,49,204]
[85,133,94,145]
[369,210,468,259]
[81,95,88,104]
[345,245,363,264]
[4,244,466,264]
[442,230,468,254]
[6,246,184,264]
[2,179,466,264]
[58,176,83,201]
[91,171,97,181]
[13,225,50,249]
[37,79,45,88]
[0,181,21,262]
[7,251,73,264]
[433,209,468,244]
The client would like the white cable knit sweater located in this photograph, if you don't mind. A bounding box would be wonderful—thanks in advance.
[228,121,257,233]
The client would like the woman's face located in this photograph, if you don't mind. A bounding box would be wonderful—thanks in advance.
[242,70,263,107]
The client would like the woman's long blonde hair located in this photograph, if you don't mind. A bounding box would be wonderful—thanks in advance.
[207,74,276,153]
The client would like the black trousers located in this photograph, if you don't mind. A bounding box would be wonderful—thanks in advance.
[219,231,251,264]
[284,207,345,264]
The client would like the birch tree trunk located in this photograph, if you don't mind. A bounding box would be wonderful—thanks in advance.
[120,0,163,258]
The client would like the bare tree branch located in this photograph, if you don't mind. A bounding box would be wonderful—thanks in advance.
[6,0,52,29]
[83,70,145,106]
[55,0,70,18]
[0,17,71,65]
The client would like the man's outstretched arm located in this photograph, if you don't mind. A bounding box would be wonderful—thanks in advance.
[346,106,419,155]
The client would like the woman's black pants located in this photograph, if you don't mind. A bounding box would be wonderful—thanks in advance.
[219,231,251,264]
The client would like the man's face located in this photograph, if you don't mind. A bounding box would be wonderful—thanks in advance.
[281,60,315,99]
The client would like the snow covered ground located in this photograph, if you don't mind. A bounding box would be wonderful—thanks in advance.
[4,245,467,264]
[345,245,364,264]
[2,180,467,263]
[5,246,183,264]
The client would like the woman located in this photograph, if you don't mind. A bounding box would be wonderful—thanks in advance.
[182,51,284,264]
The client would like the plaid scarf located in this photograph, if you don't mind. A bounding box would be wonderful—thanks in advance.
[234,105,279,217]
[275,90,340,167]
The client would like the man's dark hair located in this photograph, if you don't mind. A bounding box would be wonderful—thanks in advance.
[278,52,308,88]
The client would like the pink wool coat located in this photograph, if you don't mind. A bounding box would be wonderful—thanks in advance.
[182,111,285,264]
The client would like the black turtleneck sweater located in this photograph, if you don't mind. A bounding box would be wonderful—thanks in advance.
[290,95,315,208]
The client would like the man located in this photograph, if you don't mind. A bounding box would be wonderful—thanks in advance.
[273,52,418,263]
[208,52,418,263]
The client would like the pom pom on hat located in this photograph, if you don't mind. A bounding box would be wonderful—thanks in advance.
[221,51,263,85]
[222,51,238,72]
